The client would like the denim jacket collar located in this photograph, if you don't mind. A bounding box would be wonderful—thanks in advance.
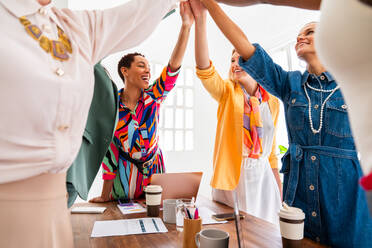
[302,70,335,86]
[323,71,335,82]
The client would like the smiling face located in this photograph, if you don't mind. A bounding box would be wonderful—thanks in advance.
[121,55,151,90]
[230,51,250,83]
[295,22,317,61]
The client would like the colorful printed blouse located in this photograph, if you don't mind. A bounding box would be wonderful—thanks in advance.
[102,66,179,200]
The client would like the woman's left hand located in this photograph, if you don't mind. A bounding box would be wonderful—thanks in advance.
[180,1,195,28]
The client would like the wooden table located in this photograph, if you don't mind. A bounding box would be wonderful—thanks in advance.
[71,196,326,248]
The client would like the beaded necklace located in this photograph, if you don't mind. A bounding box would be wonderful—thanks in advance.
[303,76,339,134]
[19,16,72,61]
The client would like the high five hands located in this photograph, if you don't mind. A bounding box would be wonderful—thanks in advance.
[180,1,195,28]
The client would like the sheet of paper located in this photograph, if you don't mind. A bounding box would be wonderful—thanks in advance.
[198,207,228,225]
[70,207,106,214]
[117,203,146,215]
[91,218,168,237]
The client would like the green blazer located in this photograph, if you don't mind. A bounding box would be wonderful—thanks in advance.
[66,10,176,207]
[66,63,118,207]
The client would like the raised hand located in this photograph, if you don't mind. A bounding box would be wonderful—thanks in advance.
[180,1,195,28]
[189,0,207,20]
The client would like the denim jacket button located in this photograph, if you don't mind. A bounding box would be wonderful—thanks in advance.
[314,104,319,109]
[291,98,296,104]
[309,185,315,191]
[312,211,317,217]
[320,75,325,80]
[311,155,317,161]
[341,104,347,110]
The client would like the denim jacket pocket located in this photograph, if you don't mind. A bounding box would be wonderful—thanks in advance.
[325,99,353,137]
[280,151,290,174]
[287,93,307,130]
[280,152,291,201]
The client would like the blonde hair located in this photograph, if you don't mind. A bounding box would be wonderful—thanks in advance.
[299,21,319,33]
[228,48,237,82]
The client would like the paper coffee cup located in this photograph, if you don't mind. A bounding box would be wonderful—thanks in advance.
[278,203,305,241]
[145,185,162,217]
[145,185,162,205]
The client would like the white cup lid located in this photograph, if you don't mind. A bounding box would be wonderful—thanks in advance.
[278,202,305,220]
[145,185,162,193]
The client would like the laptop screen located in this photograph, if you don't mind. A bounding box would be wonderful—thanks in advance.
[150,172,203,202]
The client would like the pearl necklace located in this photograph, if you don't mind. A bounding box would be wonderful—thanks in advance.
[303,79,339,134]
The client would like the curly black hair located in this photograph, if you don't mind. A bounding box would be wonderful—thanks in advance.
[117,52,145,83]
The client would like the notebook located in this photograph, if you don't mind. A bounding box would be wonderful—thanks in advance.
[71,207,106,214]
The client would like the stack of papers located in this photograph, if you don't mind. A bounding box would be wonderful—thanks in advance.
[91,218,167,237]
[70,207,107,214]
[117,203,146,215]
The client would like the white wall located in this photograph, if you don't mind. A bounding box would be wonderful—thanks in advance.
[64,0,319,201]
[54,0,67,8]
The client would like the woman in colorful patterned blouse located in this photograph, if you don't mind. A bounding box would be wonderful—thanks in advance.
[190,0,282,226]
[197,0,372,247]
[90,1,194,203]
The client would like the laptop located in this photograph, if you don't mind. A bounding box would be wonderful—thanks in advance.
[150,172,203,202]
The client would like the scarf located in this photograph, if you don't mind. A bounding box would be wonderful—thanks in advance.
[243,85,269,159]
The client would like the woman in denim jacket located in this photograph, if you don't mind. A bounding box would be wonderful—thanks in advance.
[198,0,372,247]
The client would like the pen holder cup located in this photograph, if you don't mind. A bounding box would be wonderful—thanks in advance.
[182,218,202,248]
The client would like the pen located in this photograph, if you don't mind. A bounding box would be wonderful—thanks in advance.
[184,206,192,219]
[183,207,188,219]
[186,207,192,219]
[194,208,199,219]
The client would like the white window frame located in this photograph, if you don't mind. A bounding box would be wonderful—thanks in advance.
[150,61,195,152]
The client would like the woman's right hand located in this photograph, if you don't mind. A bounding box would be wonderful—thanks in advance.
[89,196,111,203]
[180,1,195,28]
[189,0,207,20]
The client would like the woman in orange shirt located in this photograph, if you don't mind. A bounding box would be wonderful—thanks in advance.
[190,0,282,225]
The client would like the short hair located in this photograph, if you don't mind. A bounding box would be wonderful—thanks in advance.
[117,52,145,82]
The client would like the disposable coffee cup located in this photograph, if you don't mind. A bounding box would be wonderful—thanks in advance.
[278,203,305,248]
[144,185,162,217]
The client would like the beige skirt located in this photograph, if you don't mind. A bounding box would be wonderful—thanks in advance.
[0,173,74,248]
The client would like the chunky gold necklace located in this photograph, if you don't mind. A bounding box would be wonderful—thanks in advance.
[19,16,72,61]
